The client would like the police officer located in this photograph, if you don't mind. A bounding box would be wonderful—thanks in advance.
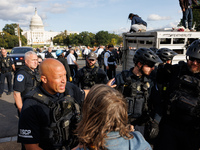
[104,45,117,79]
[45,47,54,59]
[17,59,85,150]
[56,49,72,82]
[74,52,108,89]
[148,48,177,140]
[156,48,178,65]
[154,40,200,150]
[0,49,16,97]
[13,51,40,114]
[115,48,162,137]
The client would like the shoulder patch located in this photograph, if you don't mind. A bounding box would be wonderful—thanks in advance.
[17,74,24,82]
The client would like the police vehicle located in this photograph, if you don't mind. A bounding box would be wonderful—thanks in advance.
[9,47,33,69]
[122,29,200,69]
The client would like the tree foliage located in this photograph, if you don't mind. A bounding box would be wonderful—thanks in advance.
[1,23,27,48]
[53,30,122,47]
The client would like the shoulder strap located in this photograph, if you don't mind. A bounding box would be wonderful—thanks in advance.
[24,88,55,108]
[121,70,132,84]
[92,66,98,75]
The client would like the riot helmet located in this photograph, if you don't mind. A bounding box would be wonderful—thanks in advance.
[186,40,200,59]
[156,48,177,62]
[133,48,162,66]
[149,47,158,53]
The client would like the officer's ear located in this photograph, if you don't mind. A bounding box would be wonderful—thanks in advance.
[40,75,47,83]
[137,62,143,68]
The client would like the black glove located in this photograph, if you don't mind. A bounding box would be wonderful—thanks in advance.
[149,121,159,139]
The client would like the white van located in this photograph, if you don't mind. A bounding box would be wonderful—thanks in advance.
[122,30,200,70]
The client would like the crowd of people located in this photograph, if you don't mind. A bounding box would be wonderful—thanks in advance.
[0,39,199,150]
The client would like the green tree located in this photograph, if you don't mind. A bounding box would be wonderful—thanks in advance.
[2,23,27,47]
[95,31,111,46]
[3,23,23,36]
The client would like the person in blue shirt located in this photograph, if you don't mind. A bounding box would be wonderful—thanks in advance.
[128,13,147,32]
[73,84,152,150]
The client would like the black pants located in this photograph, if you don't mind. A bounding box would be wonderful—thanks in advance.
[98,57,103,68]
[0,72,12,94]
[106,64,116,80]
[69,65,77,78]
[154,122,200,150]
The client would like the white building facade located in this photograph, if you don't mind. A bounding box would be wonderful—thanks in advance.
[22,9,79,45]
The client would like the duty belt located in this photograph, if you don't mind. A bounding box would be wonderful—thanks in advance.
[188,5,192,8]
[1,70,11,74]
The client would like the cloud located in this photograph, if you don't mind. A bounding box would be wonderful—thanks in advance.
[147,14,171,21]
[110,27,129,35]
[163,20,179,28]
[45,3,70,13]
[0,0,46,28]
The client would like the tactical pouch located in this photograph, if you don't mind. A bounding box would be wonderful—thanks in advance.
[126,97,135,116]
[133,96,145,118]
[170,92,198,117]
[126,96,145,118]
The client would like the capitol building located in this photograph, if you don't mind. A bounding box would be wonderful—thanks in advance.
[22,9,79,45]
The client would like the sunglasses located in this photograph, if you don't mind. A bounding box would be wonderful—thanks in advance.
[146,63,155,68]
[189,56,200,63]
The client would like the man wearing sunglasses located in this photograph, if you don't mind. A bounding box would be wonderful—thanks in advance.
[115,48,162,138]
[74,52,108,89]
[154,40,200,150]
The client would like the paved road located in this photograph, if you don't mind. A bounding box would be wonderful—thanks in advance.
[0,58,123,149]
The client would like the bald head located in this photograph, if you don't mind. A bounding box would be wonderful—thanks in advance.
[40,58,67,94]
[39,58,64,75]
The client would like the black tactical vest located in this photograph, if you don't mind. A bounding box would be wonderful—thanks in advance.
[107,51,116,63]
[15,66,41,98]
[167,63,200,128]
[0,57,12,71]
[81,66,99,89]
[24,87,81,150]
[121,71,150,120]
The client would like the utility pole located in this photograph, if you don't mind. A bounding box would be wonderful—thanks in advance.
[18,24,21,47]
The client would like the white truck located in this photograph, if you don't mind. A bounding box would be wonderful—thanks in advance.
[122,30,200,70]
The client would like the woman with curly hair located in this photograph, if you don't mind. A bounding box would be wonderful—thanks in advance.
[73,84,151,150]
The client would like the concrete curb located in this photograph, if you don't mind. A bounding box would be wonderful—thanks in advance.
[0,136,17,144]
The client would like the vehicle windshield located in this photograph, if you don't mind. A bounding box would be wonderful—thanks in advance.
[11,48,32,54]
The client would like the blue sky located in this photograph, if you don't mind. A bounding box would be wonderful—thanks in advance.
[0,0,182,34]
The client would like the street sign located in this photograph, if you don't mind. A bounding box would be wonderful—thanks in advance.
[14,28,18,36]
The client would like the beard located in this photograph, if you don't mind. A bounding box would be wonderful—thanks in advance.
[188,63,200,74]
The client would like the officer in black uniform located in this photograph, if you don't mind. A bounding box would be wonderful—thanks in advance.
[17,59,85,150]
[13,51,40,114]
[154,40,200,150]
[115,48,162,138]
[74,52,108,89]
[0,49,16,97]
[45,47,54,59]
[147,48,177,141]
[104,45,117,79]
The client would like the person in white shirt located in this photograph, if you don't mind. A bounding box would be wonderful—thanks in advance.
[67,49,79,79]
[83,46,91,59]
[96,45,104,68]
[104,45,117,79]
